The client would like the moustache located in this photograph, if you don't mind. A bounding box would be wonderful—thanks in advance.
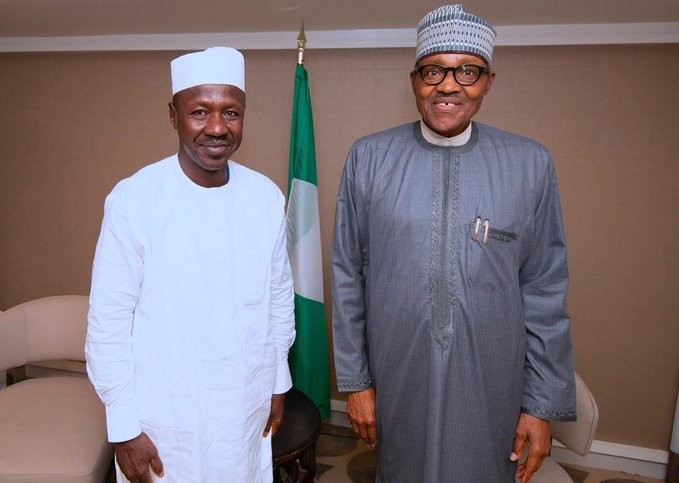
[199,134,234,147]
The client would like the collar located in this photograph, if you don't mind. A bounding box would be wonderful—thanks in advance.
[420,121,472,147]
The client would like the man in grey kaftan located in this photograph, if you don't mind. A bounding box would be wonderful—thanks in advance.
[332,5,575,483]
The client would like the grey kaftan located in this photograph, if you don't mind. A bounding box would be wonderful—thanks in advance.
[332,122,576,482]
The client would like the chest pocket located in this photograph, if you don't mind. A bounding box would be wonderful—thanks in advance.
[464,220,518,293]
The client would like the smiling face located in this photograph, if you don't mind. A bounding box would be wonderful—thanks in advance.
[410,53,495,138]
[169,84,245,187]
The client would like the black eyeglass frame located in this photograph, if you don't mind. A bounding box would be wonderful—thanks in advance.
[414,64,491,86]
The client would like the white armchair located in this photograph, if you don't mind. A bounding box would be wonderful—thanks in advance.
[0,295,113,483]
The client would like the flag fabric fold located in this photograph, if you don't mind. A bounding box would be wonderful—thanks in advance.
[286,63,331,419]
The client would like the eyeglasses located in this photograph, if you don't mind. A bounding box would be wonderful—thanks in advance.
[415,64,490,86]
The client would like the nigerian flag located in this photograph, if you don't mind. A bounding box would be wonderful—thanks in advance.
[286,63,331,419]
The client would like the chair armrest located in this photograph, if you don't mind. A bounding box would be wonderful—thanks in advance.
[550,373,599,456]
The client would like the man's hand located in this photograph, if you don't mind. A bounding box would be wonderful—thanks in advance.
[264,393,286,438]
[510,413,551,482]
[114,432,164,483]
[347,387,377,448]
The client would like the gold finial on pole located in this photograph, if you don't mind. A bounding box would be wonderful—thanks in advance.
[297,21,307,65]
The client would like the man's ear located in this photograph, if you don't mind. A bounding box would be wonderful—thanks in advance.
[409,70,418,93]
[483,71,496,96]
[168,102,178,130]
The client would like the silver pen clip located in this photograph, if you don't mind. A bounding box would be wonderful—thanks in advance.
[483,219,490,244]
[473,217,481,241]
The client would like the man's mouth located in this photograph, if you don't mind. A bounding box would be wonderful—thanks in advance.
[434,99,460,107]
[201,143,229,155]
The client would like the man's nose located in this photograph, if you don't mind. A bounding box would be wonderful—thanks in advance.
[437,71,462,93]
[204,113,228,136]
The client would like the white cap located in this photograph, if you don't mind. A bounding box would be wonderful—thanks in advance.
[170,47,245,95]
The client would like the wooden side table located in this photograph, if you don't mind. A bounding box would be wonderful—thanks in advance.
[272,387,321,483]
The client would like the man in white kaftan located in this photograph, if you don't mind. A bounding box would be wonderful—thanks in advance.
[86,47,295,483]
[332,6,576,483]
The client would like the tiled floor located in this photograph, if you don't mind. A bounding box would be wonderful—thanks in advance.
[314,421,664,483]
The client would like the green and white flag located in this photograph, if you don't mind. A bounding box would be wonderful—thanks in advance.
[286,63,331,419]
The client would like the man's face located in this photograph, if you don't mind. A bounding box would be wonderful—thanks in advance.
[169,84,245,186]
[410,53,495,138]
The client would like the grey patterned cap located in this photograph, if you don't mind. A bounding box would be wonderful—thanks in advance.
[415,4,496,65]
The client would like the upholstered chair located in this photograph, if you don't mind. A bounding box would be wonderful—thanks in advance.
[0,295,113,483]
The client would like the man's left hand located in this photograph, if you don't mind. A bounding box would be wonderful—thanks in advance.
[510,413,551,482]
[263,393,286,438]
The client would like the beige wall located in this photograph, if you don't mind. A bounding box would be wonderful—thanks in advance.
[0,45,677,451]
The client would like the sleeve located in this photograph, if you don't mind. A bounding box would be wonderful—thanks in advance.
[85,186,144,442]
[331,147,372,392]
[269,207,296,394]
[519,159,577,421]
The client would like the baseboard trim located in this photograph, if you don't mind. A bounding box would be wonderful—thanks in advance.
[330,399,347,413]
[329,398,669,480]
[552,441,668,480]
[588,440,668,464]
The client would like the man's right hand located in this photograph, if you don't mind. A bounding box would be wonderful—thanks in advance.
[347,387,377,448]
[114,432,164,483]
